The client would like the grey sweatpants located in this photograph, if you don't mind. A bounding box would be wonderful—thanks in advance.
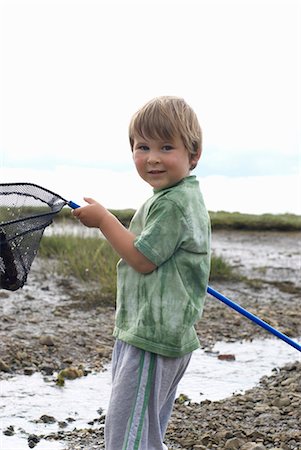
[104,340,191,450]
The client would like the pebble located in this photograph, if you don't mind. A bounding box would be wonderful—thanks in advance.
[241,444,267,450]
[0,357,10,372]
[3,425,15,436]
[27,434,40,448]
[39,334,55,346]
[38,414,56,424]
[217,353,236,361]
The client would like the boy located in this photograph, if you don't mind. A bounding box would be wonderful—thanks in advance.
[73,96,211,450]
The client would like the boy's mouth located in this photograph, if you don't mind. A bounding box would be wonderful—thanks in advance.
[148,170,165,174]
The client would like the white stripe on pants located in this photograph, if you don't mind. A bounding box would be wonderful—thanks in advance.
[105,340,191,450]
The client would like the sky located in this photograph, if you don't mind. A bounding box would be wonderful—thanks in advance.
[0,0,300,214]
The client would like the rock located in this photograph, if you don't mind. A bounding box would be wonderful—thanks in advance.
[254,405,269,414]
[3,425,15,436]
[199,433,211,445]
[272,397,291,407]
[224,437,244,449]
[218,353,236,361]
[16,350,28,360]
[23,367,35,375]
[58,420,68,428]
[40,365,55,375]
[39,414,56,424]
[280,377,295,386]
[58,366,84,380]
[39,335,55,346]
[0,291,9,298]
[176,393,191,404]
[56,366,85,386]
[246,431,266,441]
[0,358,10,372]
[96,345,111,357]
[241,443,267,450]
[27,434,40,448]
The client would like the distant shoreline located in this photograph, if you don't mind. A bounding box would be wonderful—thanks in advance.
[56,208,301,232]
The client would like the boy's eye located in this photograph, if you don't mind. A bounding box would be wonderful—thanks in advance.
[162,145,173,151]
[137,145,149,151]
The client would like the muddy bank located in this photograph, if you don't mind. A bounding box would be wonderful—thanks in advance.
[0,231,300,449]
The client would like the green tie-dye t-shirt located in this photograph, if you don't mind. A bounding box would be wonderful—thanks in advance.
[113,176,211,357]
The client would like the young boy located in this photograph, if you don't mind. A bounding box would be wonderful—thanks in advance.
[73,96,211,450]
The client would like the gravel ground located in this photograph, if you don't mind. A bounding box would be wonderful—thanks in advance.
[1,230,300,449]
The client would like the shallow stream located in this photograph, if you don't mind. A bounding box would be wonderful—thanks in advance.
[1,336,300,450]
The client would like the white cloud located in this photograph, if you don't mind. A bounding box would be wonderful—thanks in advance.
[201,174,301,215]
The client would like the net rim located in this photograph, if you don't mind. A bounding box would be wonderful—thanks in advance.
[0,182,68,203]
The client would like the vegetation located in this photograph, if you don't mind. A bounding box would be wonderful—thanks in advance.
[39,235,237,304]
[56,208,301,232]
[39,235,119,298]
[0,206,53,224]
[3,205,299,231]
[38,208,300,304]
[209,211,301,231]
[209,253,237,282]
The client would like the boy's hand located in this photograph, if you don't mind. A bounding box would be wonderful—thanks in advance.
[72,197,107,228]
[73,197,157,273]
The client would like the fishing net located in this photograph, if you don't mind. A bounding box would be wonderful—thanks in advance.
[0,183,72,291]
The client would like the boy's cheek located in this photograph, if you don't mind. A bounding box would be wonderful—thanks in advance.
[133,155,145,170]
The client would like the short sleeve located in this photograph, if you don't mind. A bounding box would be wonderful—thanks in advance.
[134,198,187,266]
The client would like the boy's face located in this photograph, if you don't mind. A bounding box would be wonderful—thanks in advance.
[132,135,199,190]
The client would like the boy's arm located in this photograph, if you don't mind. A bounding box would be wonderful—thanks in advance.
[73,198,157,274]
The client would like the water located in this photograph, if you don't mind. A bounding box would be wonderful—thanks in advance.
[179,337,300,402]
[44,222,100,237]
[1,336,300,450]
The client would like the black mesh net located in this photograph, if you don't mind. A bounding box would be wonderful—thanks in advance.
[0,183,68,291]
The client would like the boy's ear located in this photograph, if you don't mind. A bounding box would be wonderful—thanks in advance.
[190,147,202,170]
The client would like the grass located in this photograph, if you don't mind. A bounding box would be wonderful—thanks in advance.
[38,208,300,305]
[39,235,119,299]
[0,206,53,224]
[3,205,299,232]
[39,235,237,304]
[209,211,301,231]
[209,253,237,282]
[56,208,301,232]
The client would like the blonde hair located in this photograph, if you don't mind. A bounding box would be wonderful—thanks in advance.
[129,96,202,168]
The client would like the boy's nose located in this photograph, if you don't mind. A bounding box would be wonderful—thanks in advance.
[147,151,160,164]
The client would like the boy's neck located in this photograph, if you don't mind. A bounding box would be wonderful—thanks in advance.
[153,175,194,193]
